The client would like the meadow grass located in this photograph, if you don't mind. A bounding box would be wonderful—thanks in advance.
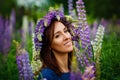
[100,32,120,80]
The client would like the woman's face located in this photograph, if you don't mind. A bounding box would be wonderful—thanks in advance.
[51,21,73,54]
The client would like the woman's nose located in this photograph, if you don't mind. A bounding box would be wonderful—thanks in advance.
[63,33,71,40]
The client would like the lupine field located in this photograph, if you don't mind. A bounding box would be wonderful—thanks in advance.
[0,0,120,80]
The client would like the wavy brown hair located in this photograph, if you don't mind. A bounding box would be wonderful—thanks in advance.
[40,17,73,76]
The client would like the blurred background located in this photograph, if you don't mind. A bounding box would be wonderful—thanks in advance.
[0,0,120,80]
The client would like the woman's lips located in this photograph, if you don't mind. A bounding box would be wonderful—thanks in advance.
[64,41,72,46]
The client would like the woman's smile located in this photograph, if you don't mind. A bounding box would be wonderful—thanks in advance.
[64,40,72,47]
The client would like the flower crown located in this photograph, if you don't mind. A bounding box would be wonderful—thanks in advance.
[34,10,65,52]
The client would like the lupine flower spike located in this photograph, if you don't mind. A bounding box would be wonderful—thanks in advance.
[70,49,82,80]
[75,0,95,73]
[21,16,29,47]
[91,25,105,80]
[0,17,12,55]
[68,0,74,18]
[14,40,34,80]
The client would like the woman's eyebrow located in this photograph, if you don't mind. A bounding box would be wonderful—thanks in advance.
[54,27,67,35]
[54,31,60,35]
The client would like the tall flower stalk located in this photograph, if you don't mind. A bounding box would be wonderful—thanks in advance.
[21,15,29,47]
[91,25,105,80]
[0,16,12,55]
[3,18,11,54]
[14,40,34,80]
[10,9,16,29]
[75,0,94,73]
[28,20,34,37]
[70,54,82,80]
[68,0,74,18]
[90,20,98,40]
[0,15,4,53]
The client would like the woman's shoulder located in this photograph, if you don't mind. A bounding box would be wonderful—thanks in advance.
[38,67,57,80]
[38,67,71,80]
[41,67,56,75]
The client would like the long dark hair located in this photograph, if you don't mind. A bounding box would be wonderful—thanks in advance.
[40,17,73,75]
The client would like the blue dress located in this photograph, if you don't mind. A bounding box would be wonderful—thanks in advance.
[38,68,70,80]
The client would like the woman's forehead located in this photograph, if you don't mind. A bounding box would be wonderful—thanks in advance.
[54,22,66,33]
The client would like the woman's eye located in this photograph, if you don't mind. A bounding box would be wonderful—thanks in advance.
[55,35,60,38]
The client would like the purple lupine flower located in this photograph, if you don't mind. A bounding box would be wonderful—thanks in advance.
[16,48,34,80]
[75,0,95,73]
[70,71,82,80]
[68,0,74,18]
[116,20,120,26]
[0,15,4,53]
[9,9,16,38]
[0,16,12,55]
[0,15,4,35]
[90,21,98,40]
[100,18,108,27]
[34,19,44,51]
[2,18,11,55]
[70,72,77,80]
[70,54,83,80]
[28,20,34,36]
[43,10,64,27]
[76,0,93,60]
[10,9,16,28]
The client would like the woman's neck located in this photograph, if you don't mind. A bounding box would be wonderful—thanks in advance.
[53,52,69,73]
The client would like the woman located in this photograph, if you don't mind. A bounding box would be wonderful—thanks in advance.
[34,10,95,80]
